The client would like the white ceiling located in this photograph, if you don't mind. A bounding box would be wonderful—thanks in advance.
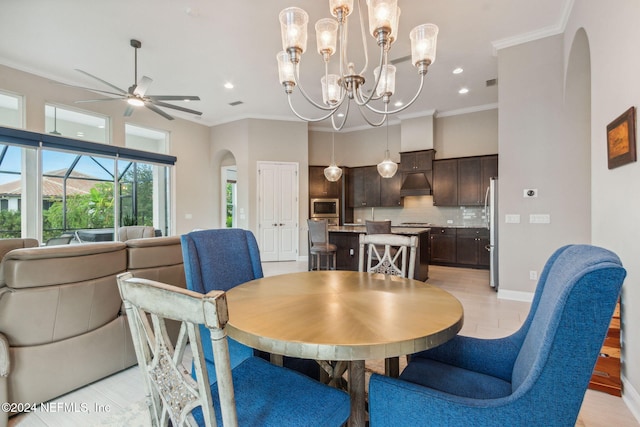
[0,0,571,131]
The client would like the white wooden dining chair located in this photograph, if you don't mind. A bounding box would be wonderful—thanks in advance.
[358,233,418,378]
[358,233,417,279]
[117,272,350,427]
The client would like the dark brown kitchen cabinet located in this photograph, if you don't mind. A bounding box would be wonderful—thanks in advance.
[429,227,456,264]
[433,155,498,206]
[309,166,341,198]
[400,150,434,172]
[432,159,458,206]
[348,166,380,207]
[458,156,498,206]
[379,172,403,207]
[456,228,490,267]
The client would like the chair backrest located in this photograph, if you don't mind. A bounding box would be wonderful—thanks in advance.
[180,228,263,294]
[307,219,329,246]
[358,233,417,279]
[365,220,391,234]
[45,235,73,246]
[117,272,237,427]
[0,238,39,261]
[510,245,625,413]
[118,226,156,242]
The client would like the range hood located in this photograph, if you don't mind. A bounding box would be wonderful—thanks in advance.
[400,172,432,196]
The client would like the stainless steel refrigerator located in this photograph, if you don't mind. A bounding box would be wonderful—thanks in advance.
[484,177,499,290]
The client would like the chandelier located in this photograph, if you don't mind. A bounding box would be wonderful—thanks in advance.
[277,0,438,131]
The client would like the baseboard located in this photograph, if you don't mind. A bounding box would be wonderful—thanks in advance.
[497,289,534,302]
[622,376,640,423]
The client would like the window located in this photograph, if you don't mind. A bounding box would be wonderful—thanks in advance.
[0,91,23,128]
[0,126,175,242]
[0,143,26,237]
[45,104,109,143]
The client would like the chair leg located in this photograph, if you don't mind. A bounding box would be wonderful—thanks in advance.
[385,357,400,378]
[332,252,337,270]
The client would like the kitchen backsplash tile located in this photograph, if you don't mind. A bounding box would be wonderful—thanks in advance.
[352,195,487,228]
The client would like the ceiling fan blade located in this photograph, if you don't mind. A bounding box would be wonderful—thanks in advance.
[55,82,125,97]
[147,95,200,101]
[75,98,124,103]
[75,69,128,94]
[151,100,203,116]
[133,76,153,97]
[124,105,135,117]
[145,103,175,120]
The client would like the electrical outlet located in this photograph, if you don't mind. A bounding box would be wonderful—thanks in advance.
[529,270,538,280]
[523,189,538,198]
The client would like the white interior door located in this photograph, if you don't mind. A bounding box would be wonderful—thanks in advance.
[258,162,298,261]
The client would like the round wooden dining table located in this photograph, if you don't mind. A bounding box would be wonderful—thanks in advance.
[225,270,464,427]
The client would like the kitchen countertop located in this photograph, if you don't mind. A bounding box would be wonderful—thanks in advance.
[329,225,431,235]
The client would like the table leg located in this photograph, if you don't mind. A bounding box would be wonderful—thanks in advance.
[348,360,365,427]
[385,356,400,378]
[269,354,283,366]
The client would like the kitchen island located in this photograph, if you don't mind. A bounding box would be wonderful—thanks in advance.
[325,225,431,281]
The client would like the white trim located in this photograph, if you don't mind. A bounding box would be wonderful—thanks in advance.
[397,109,437,121]
[436,103,499,118]
[623,376,640,424]
[491,0,574,54]
[497,289,534,302]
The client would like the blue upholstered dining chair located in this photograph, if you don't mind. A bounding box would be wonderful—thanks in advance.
[368,244,626,426]
[181,228,319,381]
[117,273,350,427]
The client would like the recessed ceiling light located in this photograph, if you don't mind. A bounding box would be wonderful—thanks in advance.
[224,82,234,89]
[453,67,464,74]
[394,101,403,107]
[76,131,84,137]
[458,87,469,94]
[337,113,345,118]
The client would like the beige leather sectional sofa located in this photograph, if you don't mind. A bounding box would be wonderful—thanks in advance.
[0,236,185,426]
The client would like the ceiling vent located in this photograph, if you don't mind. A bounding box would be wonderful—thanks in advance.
[228,101,244,106]
[486,78,498,87]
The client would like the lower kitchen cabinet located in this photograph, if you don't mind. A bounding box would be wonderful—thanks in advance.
[430,227,489,269]
[430,227,456,264]
[456,228,490,268]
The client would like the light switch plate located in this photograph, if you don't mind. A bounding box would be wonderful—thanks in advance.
[505,214,520,223]
[530,214,550,224]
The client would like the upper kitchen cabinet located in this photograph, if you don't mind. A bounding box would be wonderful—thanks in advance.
[399,150,434,172]
[432,158,458,206]
[348,166,381,207]
[309,165,342,198]
[379,172,404,207]
[433,155,498,206]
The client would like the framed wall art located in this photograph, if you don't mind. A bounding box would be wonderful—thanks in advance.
[607,106,637,169]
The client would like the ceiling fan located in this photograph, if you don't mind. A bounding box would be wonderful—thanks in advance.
[64,39,202,120]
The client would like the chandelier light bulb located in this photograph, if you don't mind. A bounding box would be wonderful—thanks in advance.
[367,0,398,37]
[316,18,338,57]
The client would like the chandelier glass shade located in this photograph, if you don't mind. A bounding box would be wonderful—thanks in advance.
[277,0,438,131]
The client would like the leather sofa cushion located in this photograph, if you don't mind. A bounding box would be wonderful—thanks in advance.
[126,236,183,270]
[1,242,126,288]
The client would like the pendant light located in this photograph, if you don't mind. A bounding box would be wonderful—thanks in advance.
[324,132,342,182]
[50,107,61,136]
[377,119,397,178]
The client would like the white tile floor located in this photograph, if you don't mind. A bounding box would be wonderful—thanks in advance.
[8,262,639,426]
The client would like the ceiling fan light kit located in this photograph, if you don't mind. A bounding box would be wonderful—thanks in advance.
[277,0,438,131]
[66,39,202,120]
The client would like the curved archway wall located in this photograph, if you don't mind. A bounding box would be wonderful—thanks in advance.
[564,2,640,417]
[497,31,591,300]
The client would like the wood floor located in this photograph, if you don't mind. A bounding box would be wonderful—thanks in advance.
[8,263,639,426]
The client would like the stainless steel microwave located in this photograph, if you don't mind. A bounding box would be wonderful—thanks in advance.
[310,198,339,219]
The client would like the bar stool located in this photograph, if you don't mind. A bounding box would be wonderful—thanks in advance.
[307,219,337,270]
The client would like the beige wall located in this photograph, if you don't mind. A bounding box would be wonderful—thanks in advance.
[565,0,640,416]
[211,118,310,257]
[0,64,212,236]
[434,109,499,159]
